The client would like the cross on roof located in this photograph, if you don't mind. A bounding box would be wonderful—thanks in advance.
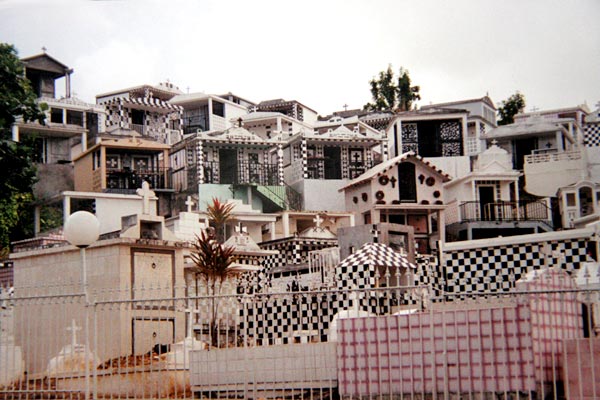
[42,46,47,53]
[185,196,194,213]
[313,214,323,228]
[343,104,349,111]
[136,181,154,215]
[66,319,81,348]
[531,106,540,112]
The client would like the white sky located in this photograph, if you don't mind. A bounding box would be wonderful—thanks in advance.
[1,0,599,116]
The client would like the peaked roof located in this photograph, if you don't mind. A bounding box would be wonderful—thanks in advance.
[21,52,71,76]
[421,95,496,111]
[339,242,416,269]
[340,151,451,191]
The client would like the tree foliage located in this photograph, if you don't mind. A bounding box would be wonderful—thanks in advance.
[0,140,37,249]
[497,91,526,126]
[0,43,46,252]
[364,65,421,112]
[189,198,237,346]
[0,43,46,136]
[206,197,235,243]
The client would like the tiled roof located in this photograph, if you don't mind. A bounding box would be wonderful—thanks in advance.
[339,242,415,269]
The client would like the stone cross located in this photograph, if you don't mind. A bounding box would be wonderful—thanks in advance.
[66,319,81,348]
[136,181,154,215]
[185,196,194,213]
[313,214,323,228]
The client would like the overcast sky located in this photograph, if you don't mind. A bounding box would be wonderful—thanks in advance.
[1,0,599,115]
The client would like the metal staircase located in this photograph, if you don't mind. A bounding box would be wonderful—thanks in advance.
[255,184,303,211]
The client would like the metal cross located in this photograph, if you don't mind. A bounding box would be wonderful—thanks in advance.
[343,104,349,111]
[42,46,47,53]
[66,319,81,348]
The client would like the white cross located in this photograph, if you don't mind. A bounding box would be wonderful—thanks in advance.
[313,214,323,228]
[136,181,155,215]
[185,196,194,213]
[66,319,81,349]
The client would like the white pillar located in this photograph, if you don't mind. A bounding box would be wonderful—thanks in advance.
[276,117,282,133]
[461,115,468,155]
[63,195,71,227]
[65,71,72,98]
[11,125,19,142]
[282,212,290,238]
[270,221,276,241]
[556,131,563,152]
[438,209,445,246]
[81,132,87,152]
[207,99,213,131]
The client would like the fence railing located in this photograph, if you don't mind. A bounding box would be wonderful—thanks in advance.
[200,160,279,186]
[1,280,598,399]
[459,200,551,223]
[105,167,172,192]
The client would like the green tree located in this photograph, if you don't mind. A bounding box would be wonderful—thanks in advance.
[206,197,235,243]
[189,198,238,346]
[0,141,37,249]
[0,43,47,252]
[0,43,46,136]
[364,65,421,112]
[497,91,526,126]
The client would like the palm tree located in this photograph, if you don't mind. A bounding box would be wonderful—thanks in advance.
[189,198,237,346]
[206,197,235,243]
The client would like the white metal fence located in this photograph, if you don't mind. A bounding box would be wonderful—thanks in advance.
[1,278,599,399]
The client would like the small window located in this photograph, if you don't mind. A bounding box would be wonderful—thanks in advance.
[66,110,84,126]
[50,108,63,123]
[212,100,225,117]
[566,193,576,207]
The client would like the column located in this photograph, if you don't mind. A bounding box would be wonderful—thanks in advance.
[270,221,276,241]
[461,115,468,155]
[276,117,282,133]
[207,99,213,131]
[34,206,41,236]
[197,141,204,185]
[438,209,445,247]
[282,212,290,238]
[65,70,72,98]
[11,125,19,142]
[301,139,308,179]
[63,196,71,227]
[556,131,563,152]
[81,132,87,152]
[277,144,284,186]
